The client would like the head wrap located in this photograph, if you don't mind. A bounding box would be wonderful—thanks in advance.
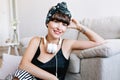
[45,2,71,24]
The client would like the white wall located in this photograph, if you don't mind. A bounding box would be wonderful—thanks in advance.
[1,0,120,43]
[0,0,10,46]
[17,0,120,39]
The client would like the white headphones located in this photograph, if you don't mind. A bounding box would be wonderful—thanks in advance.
[43,36,62,54]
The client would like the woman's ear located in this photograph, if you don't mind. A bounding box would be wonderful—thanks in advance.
[46,23,48,28]
[46,23,48,26]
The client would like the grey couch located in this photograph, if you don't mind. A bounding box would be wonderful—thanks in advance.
[0,17,120,80]
[65,17,120,80]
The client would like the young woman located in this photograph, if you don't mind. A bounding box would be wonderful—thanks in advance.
[13,2,104,80]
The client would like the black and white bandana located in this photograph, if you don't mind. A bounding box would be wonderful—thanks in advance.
[45,2,71,24]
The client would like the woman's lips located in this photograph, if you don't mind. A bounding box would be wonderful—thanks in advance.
[54,30,61,35]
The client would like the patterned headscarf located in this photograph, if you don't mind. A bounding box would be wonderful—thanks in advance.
[45,2,71,24]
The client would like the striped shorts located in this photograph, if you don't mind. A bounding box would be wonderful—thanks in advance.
[14,69,37,80]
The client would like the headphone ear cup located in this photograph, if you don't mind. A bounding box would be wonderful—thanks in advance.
[47,43,52,53]
[47,43,57,54]
[43,36,62,54]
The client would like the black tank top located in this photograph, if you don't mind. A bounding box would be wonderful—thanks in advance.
[31,39,69,80]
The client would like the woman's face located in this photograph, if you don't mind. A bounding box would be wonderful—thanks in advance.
[47,20,68,39]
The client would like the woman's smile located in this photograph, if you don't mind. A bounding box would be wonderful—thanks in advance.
[53,29,62,35]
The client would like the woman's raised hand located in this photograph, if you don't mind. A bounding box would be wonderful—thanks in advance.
[68,19,83,30]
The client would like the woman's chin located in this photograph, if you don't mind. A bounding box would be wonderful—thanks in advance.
[53,34,61,39]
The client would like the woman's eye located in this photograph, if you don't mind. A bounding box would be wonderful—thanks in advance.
[53,20,68,26]
[53,20,59,23]
[63,23,68,26]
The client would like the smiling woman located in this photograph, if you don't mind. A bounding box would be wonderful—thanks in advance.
[11,1,105,80]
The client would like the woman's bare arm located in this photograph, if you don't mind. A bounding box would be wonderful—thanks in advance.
[68,19,105,50]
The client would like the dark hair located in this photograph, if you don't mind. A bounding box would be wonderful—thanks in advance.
[50,12,71,25]
[45,2,71,26]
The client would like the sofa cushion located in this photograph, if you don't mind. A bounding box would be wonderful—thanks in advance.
[67,53,80,73]
[79,17,120,39]
[78,39,120,58]
[0,53,22,79]
[62,29,79,40]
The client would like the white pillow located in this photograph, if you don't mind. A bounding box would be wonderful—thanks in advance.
[0,53,22,79]
[78,39,120,58]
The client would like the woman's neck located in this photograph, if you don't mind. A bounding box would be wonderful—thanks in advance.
[46,35,59,44]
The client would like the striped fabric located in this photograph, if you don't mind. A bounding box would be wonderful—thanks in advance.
[14,69,37,80]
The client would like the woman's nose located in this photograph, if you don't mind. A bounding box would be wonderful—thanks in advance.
[57,22,63,29]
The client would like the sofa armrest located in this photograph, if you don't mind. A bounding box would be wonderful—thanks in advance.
[78,39,120,58]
